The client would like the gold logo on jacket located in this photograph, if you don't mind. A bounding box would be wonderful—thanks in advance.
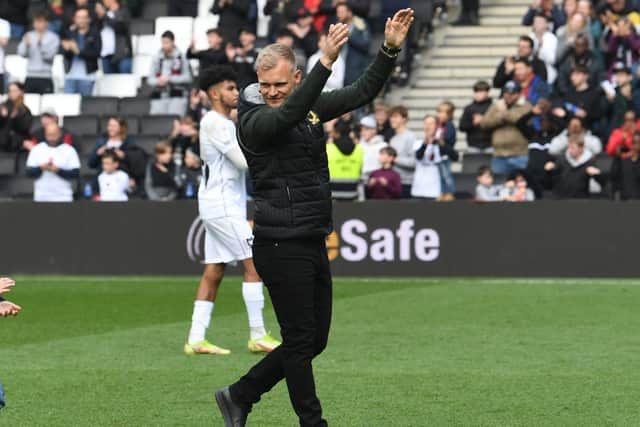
[307,111,320,125]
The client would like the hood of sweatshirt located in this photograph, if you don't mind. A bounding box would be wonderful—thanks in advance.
[565,148,593,168]
[334,135,356,155]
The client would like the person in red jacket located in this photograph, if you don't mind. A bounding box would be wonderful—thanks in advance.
[606,109,640,158]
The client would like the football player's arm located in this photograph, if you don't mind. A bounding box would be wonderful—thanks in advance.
[202,116,248,171]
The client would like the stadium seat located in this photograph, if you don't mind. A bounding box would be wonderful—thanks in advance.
[78,135,101,157]
[134,134,162,154]
[100,115,140,135]
[0,153,15,175]
[6,39,19,55]
[454,173,482,198]
[81,97,119,116]
[24,93,41,116]
[51,54,65,92]
[93,74,139,98]
[330,179,362,200]
[193,15,219,50]
[155,17,193,52]
[198,0,215,17]
[5,55,27,83]
[133,54,153,82]
[130,19,155,35]
[595,153,613,171]
[142,0,168,20]
[0,175,11,199]
[119,97,150,116]
[41,93,82,120]
[140,115,178,136]
[461,153,493,174]
[64,116,99,137]
[136,34,161,56]
[9,177,34,199]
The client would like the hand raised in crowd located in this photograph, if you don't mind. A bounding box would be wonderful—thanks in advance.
[0,277,15,295]
[23,33,30,48]
[384,8,415,49]
[320,23,350,68]
[95,2,106,18]
[0,301,21,317]
[544,161,556,171]
[505,56,515,74]
[586,166,601,176]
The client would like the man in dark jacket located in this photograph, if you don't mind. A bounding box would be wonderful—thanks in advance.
[336,1,370,86]
[214,10,414,427]
[493,36,547,89]
[459,80,493,151]
[611,131,640,199]
[212,0,253,44]
[551,64,602,130]
[187,28,229,71]
[95,0,132,73]
[555,34,604,95]
[0,1,29,38]
[61,7,101,96]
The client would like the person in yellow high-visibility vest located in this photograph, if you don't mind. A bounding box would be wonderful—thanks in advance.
[326,119,364,179]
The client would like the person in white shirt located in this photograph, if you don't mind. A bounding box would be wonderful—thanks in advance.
[26,122,80,202]
[97,150,129,201]
[184,65,280,356]
[411,115,442,199]
[359,115,387,180]
[0,18,9,95]
[306,32,345,91]
[530,13,558,84]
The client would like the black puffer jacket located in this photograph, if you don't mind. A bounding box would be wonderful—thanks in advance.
[238,50,396,240]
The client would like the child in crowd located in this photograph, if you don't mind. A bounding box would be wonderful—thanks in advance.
[412,115,442,199]
[145,141,179,201]
[97,151,131,202]
[367,146,402,199]
[500,171,535,202]
[435,101,459,201]
[475,166,503,201]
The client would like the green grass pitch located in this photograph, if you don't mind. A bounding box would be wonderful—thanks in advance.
[2,276,640,426]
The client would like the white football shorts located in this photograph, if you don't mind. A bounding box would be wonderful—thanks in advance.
[203,216,254,265]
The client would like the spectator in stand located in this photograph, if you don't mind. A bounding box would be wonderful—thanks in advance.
[181,148,201,198]
[27,109,76,153]
[359,115,387,180]
[275,29,307,71]
[388,105,417,197]
[500,171,536,201]
[306,31,345,91]
[549,116,601,156]
[229,27,258,90]
[367,146,402,200]
[17,12,60,94]
[555,33,604,95]
[63,0,97,29]
[187,88,211,126]
[475,166,503,201]
[453,0,479,26]
[411,115,442,200]
[326,118,364,179]
[0,18,9,94]
[555,12,593,64]
[493,36,547,89]
[187,29,229,71]
[0,82,33,153]
[562,0,577,20]
[43,0,65,34]
[513,57,549,105]
[148,31,192,116]
[321,0,369,29]
[459,80,494,153]
[610,131,640,199]
[435,101,458,201]
[0,2,29,39]
[212,0,253,44]
[479,80,533,174]
[170,115,199,159]
[287,7,319,58]
[95,0,132,74]
[168,0,199,17]
[605,16,640,75]
[374,102,395,141]
[263,0,304,41]
[97,150,130,201]
[522,0,565,32]
[61,7,101,97]
[604,63,640,133]
[602,0,640,28]
[606,109,639,158]
[336,1,370,87]
[545,135,605,198]
[26,122,81,202]
[577,0,602,44]
[145,141,179,201]
[551,64,602,129]
[529,13,558,84]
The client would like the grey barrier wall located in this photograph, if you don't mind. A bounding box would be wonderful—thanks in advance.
[0,201,638,277]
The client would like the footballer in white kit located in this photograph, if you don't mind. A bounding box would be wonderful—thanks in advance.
[184,65,280,356]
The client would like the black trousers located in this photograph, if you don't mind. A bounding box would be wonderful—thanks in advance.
[24,77,53,94]
[230,237,332,427]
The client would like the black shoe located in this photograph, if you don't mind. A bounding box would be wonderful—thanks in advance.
[215,386,250,427]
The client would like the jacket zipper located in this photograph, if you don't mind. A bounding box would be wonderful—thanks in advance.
[286,184,294,226]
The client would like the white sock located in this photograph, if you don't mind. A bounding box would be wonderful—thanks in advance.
[187,300,214,345]
[242,282,266,339]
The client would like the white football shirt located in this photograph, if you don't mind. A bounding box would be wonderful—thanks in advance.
[26,142,80,202]
[0,19,9,75]
[198,110,247,220]
[98,170,129,201]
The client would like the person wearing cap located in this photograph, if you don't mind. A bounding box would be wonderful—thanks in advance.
[604,63,640,133]
[211,0,254,44]
[479,80,533,175]
[287,8,319,58]
[529,13,558,84]
[459,80,494,152]
[359,114,388,179]
[551,64,601,129]
[555,33,604,96]
[26,109,76,154]
[493,36,548,89]
[187,28,230,71]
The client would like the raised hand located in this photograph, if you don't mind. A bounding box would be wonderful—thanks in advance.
[0,300,21,317]
[320,23,350,68]
[384,8,415,49]
[0,277,15,295]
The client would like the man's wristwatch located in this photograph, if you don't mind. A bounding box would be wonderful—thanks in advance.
[381,43,402,58]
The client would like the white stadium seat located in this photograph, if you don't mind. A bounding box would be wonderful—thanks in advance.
[24,93,41,116]
[93,74,139,98]
[133,54,153,82]
[193,15,219,50]
[131,35,139,56]
[198,0,215,18]
[136,34,161,56]
[40,94,82,120]
[51,54,66,93]
[155,17,193,53]
[5,55,27,83]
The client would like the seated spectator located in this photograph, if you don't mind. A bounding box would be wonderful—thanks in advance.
[212,0,253,44]
[606,109,640,158]
[605,17,640,75]
[435,101,458,201]
[0,2,28,39]
[145,141,179,201]
[549,116,601,156]
[27,109,76,153]
[181,148,202,199]
[168,0,199,17]
[17,12,60,94]
[359,115,388,180]
[459,80,494,153]
[529,13,558,83]
[61,7,101,97]
[0,18,9,94]
[604,63,640,133]
[555,12,593,64]
[388,106,417,197]
[545,135,605,198]
[522,0,565,32]
[610,131,640,199]
[96,0,132,74]
[500,171,535,201]
[229,28,259,90]
[493,36,547,89]
[374,102,395,141]
[170,115,199,159]
[336,1,370,87]
[367,146,402,199]
[25,122,80,202]
[0,82,33,153]
[412,115,442,200]
[551,64,601,129]
[326,119,364,179]
[148,31,192,116]
[97,150,130,201]
[555,33,604,95]
[475,166,503,201]
[479,80,533,174]
[306,31,345,91]
[187,29,229,71]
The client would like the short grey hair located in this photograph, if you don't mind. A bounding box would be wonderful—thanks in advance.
[255,43,297,74]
